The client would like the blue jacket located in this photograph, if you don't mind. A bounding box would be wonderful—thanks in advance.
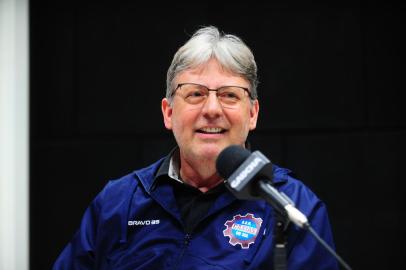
[53,158,338,269]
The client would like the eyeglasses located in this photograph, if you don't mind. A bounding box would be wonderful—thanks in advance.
[172,83,253,107]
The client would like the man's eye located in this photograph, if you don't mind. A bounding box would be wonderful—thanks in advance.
[220,91,239,99]
[187,90,205,97]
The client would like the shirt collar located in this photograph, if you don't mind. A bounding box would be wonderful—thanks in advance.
[153,147,226,195]
[153,142,253,187]
[154,147,183,185]
[168,148,183,183]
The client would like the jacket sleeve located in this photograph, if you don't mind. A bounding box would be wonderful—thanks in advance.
[287,201,339,270]
[52,188,103,270]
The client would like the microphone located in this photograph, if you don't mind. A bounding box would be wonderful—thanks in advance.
[216,145,309,228]
[216,145,353,270]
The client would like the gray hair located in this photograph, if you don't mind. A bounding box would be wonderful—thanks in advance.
[166,26,258,103]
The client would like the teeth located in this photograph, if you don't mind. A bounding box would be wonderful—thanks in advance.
[200,127,223,133]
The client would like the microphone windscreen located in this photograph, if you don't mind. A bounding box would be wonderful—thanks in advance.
[216,145,251,179]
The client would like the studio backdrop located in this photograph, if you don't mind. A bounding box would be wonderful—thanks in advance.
[30,2,405,269]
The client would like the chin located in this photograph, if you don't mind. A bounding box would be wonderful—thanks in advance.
[195,145,223,160]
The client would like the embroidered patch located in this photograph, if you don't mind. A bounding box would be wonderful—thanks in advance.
[223,213,263,249]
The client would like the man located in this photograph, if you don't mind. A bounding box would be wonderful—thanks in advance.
[53,26,338,269]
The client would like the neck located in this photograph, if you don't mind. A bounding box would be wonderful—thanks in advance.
[179,155,223,193]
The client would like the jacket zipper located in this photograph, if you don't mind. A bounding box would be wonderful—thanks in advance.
[175,233,192,269]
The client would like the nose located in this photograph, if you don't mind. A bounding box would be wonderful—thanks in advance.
[201,91,223,118]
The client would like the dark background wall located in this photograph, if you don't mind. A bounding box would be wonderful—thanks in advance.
[30,2,405,269]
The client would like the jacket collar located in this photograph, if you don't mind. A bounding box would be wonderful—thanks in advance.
[134,150,290,195]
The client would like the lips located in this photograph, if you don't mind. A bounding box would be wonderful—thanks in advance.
[196,127,227,134]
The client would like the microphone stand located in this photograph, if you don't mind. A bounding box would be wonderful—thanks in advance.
[273,212,288,270]
[259,182,352,270]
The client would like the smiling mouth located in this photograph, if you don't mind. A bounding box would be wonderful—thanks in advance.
[197,127,226,134]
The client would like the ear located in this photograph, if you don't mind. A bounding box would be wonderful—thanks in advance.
[161,98,173,130]
[249,99,259,130]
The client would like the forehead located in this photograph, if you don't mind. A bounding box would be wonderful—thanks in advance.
[175,59,249,87]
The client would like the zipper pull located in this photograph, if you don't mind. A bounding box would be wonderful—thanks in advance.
[184,233,192,245]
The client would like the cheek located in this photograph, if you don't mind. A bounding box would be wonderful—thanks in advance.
[171,112,193,134]
[229,110,252,130]
[173,106,201,124]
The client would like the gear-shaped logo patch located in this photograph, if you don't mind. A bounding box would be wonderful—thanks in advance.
[223,213,263,249]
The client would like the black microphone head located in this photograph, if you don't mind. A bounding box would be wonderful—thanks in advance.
[216,145,251,179]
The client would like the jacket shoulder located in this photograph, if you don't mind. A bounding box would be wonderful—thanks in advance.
[273,165,324,216]
[96,158,164,208]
